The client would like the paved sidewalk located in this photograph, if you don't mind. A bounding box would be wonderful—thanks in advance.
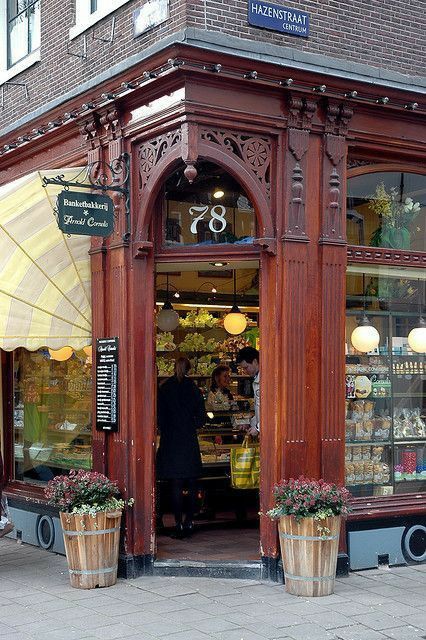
[1,538,426,640]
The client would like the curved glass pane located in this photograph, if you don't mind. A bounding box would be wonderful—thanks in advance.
[164,162,256,247]
[347,172,426,251]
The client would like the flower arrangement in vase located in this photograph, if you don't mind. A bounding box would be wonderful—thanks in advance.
[369,183,421,249]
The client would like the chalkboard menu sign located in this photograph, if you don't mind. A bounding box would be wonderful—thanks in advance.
[96,337,119,431]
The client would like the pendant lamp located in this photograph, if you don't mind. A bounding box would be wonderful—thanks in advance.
[408,279,426,353]
[350,274,380,353]
[157,275,179,332]
[223,271,247,335]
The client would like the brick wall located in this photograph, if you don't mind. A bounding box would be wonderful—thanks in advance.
[187,0,425,78]
[1,0,424,133]
[0,0,187,130]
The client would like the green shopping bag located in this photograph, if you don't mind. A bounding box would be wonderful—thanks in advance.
[230,437,260,489]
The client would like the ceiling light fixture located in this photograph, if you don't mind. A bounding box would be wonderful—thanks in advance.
[350,274,380,353]
[156,275,180,332]
[213,189,225,199]
[408,280,426,353]
[223,271,248,336]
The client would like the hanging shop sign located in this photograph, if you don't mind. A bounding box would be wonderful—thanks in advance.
[57,191,114,237]
[96,337,119,432]
[134,0,169,37]
[248,1,309,38]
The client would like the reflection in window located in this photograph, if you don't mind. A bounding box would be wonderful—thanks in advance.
[164,162,256,247]
[345,265,426,498]
[7,0,40,68]
[347,172,426,251]
[90,0,98,13]
[13,348,92,484]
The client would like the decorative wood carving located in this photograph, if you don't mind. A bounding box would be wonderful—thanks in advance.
[287,95,304,128]
[320,134,347,244]
[200,128,271,200]
[138,129,182,191]
[325,100,353,136]
[347,158,375,169]
[347,246,426,266]
[79,113,101,159]
[100,107,122,143]
[283,128,310,241]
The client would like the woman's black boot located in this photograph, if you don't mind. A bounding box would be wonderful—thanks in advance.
[170,523,185,539]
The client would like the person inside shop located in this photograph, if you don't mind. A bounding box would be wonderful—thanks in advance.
[236,347,260,436]
[206,365,234,408]
[0,449,14,538]
[157,356,206,539]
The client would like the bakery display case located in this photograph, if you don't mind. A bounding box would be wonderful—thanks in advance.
[13,348,92,482]
[345,311,426,497]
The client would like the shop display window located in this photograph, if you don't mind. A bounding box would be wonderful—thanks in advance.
[163,162,256,247]
[347,171,426,251]
[13,347,92,484]
[345,265,426,497]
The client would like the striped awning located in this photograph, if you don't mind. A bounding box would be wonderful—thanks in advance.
[0,169,92,351]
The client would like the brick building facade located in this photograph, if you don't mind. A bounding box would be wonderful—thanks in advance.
[0,0,424,134]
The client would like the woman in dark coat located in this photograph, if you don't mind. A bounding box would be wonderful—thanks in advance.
[157,357,206,538]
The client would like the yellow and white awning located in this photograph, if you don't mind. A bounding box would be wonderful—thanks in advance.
[0,169,91,351]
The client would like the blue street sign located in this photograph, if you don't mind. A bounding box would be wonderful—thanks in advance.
[248,1,309,38]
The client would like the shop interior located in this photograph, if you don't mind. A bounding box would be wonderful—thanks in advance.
[155,261,260,561]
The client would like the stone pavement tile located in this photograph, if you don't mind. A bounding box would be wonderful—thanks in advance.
[382,626,426,639]
[28,628,96,640]
[305,593,350,606]
[14,619,64,634]
[134,620,192,637]
[213,628,270,640]
[365,584,413,598]
[351,612,407,631]
[112,589,167,605]
[140,598,190,615]
[333,625,390,640]
[169,592,215,608]
[0,633,32,640]
[215,593,260,607]
[242,621,297,639]
[277,601,330,616]
[242,584,288,599]
[83,602,143,618]
[253,611,303,629]
[113,611,163,628]
[400,614,426,631]
[163,632,214,640]
[222,612,262,627]
[232,602,278,617]
[178,600,234,616]
[0,625,21,637]
[12,592,60,606]
[44,606,97,623]
[165,607,215,623]
[392,593,426,608]
[91,622,142,639]
[72,615,129,631]
[29,599,80,614]
[283,623,339,640]
[303,611,354,630]
[342,591,389,606]
[129,579,197,598]
[374,602,422,618]
[191,616,241,633]
[324,602,375,616]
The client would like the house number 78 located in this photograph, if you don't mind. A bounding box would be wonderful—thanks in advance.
[189,205,227,234]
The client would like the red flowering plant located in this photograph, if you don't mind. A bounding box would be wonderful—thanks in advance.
[45,469,133,516]
[267,476,351,523]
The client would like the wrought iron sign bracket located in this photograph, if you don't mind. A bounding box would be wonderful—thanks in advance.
[42,153,131,242]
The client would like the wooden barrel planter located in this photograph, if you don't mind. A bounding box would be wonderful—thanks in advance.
[60,510,122,589]
[278,515,341,597]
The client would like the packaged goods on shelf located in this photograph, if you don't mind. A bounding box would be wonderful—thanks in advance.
[393,408,426,439]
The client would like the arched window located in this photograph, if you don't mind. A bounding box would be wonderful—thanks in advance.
[163,161,256,247]
[347,171,426,251]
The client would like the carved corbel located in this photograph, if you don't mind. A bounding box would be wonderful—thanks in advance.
[253,237,277,255]
[133,240,154,259]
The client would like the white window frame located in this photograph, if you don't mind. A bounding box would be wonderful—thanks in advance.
[70,0,132,40]
[0,2,40,86]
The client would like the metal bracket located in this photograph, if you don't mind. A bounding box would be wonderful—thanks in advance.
[42,153,131,242]
[1,81,29,109]
[67,34,87,60]
[92,17,116,44]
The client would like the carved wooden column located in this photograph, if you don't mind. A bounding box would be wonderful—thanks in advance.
[319,101,353,484]
[79,113,107,474]
[280,94,321,481]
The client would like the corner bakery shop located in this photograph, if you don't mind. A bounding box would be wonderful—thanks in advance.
[0,55,426,578]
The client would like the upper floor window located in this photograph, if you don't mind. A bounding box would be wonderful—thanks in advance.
[70,0,132,39]
[347,171,426,252]
[7,0,40,68]
[163,162,256,247]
